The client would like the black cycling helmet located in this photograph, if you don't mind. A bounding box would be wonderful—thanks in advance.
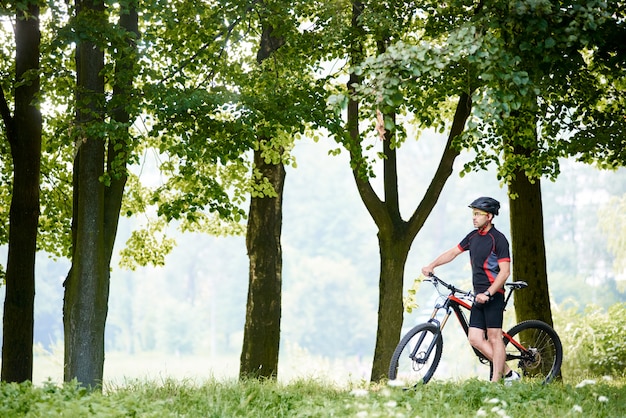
[469,197,500,215]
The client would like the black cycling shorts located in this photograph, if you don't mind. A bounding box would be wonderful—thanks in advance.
[469,292,505,330]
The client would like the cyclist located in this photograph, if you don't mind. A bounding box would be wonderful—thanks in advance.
[421,196,520,383]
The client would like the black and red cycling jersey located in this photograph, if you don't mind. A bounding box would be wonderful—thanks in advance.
[457,225,510,295]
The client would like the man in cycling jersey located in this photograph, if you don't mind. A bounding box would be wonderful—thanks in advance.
[421,196,520,383]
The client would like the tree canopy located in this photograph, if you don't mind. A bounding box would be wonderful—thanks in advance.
[352,0,625,183]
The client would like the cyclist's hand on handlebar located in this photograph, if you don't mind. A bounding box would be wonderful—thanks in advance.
[475,292,490,304]
[421,266,434,276]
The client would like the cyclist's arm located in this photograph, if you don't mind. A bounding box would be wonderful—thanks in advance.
[422,246,463,276]
[486,260,510,296]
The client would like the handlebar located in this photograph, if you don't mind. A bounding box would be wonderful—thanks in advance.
[425,274,473,298]
[424,273,529,302]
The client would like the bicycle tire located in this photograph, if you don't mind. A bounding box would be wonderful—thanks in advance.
[503,319,563,383]
[388,322,443,386]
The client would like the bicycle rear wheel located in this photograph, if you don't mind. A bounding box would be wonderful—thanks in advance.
[504,320,563,383]
[388,322,443,386]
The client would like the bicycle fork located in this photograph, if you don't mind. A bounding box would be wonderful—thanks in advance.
[409,306,452,364]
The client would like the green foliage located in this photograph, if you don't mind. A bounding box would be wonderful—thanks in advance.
[0,378,625,417]
[403,275,423,314]
[134,0,332,250]
[1,0,148,260]
[350,0,625,184]
[458,0,622,182]
[556,302,626,379]
[118,219,175,270]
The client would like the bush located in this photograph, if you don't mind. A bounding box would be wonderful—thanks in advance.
[556,302,626,378]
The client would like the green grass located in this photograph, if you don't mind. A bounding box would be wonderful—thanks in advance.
[0,377,624,417]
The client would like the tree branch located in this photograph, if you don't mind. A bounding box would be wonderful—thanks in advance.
[164,0,261,85]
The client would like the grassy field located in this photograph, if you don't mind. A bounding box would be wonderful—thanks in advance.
[17,342,625,417]
[1,376,624,417]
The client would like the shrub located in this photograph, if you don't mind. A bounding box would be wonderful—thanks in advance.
[556,302,626,379]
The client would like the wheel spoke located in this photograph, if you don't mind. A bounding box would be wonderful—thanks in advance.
[389,323,443,386]
[504,320,563,383]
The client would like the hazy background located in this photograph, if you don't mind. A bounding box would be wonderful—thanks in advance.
[2,131,625,386]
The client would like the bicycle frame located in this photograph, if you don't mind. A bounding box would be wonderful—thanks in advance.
[393,275,562,384]
[419,276,528,365]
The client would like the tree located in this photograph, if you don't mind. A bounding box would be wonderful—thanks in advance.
[0,0,42,383]
[327,0,626,380]
[453,0,626,328]
[240,145,285,379]
[327,0,479,380]
[129,0,268,374]
[356,0,624,334]
[129,0,329,380]
[239,20,287,379]
[63,0,139,387]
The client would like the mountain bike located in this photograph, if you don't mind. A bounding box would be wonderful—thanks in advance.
[388,274,563,385]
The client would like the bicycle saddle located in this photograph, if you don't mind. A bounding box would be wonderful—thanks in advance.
[506,281,528,289]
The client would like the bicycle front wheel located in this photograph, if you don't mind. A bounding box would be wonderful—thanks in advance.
[504,319,563,383]
[388,322,443,386]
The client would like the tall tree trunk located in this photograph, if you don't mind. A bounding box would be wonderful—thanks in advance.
[509,174,553,327]
[366,94,471,381]
[370,234,411,381]
[63,0,138,388]
[63,1,139,387]
[1,0,42,383]
[63,0,108,387]
[505,106,554,328]
[239,19,286,380]
[240,148,285,379]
